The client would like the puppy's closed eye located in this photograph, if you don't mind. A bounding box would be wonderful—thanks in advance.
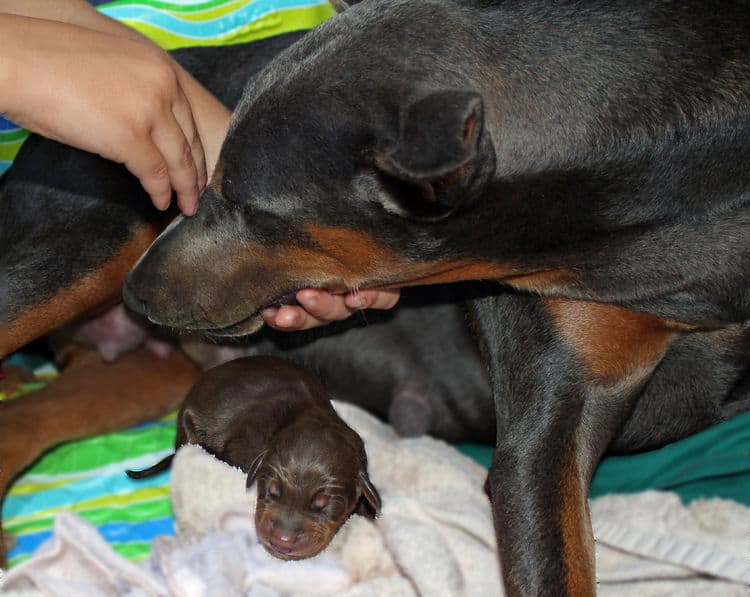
[309,492,330,513]
[268,479,282,498]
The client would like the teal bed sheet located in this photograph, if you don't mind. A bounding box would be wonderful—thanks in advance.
[458,410,750,506]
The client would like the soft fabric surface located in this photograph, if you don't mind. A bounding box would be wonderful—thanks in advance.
[1,355,178,567]
[2,403,749,596]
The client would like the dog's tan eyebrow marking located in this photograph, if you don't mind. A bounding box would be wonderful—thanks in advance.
[0,224,159,359]
[544,297,686,382]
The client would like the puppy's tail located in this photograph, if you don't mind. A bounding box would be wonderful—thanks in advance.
[125,454,174,479]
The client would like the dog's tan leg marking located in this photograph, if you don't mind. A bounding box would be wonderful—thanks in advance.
[0,224,159,359]
[545,298,685,382]
[559,452,596,596]
[0,345,199,566]
[542,298,689,595]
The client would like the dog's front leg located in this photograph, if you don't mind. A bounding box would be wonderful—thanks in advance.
[471,291,680,596]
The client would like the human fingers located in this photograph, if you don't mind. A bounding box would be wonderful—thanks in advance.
[170,89,207,214]
[261,288,401,331]
[261,290,355,330]
[121,137,173,211]
[149,92,204,215]
[344,289,401,310]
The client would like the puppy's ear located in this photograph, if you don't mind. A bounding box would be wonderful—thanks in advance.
[182,410,199,445]
[376,89,491,218]
[246,450,266,490]
[355,471,382,519]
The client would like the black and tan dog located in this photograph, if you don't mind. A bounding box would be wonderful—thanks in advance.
[1,1,749,594]
[127,355,381,560]
[120,1,750,594]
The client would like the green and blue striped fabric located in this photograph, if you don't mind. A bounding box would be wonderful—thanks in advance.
[3,414,177,567]
[0,356,179,568]
[0,0,334,175]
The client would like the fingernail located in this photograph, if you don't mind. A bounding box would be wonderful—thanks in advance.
[261,307,278,320]
[298,292,317,309]
[347,294,367,309]
[277,310,300,328]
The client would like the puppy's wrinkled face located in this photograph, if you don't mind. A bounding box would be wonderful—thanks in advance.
[249,428,381,561]
[254,464,355,560]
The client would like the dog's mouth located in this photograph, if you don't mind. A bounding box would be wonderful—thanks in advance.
[259,535,326,561]
[201,291,301,338]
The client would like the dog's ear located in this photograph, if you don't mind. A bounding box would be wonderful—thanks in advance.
[355,471,382,519]
[246,450,266,489]
[376,89,488,218]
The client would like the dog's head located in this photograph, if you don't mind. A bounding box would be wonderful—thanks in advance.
[122,0,511,336]
[247,420,380,560]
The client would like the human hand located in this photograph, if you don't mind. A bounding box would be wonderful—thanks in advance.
[0,15,206,214]
[262,289,401,330]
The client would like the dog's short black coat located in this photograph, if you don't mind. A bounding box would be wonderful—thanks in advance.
[1,2,749,594]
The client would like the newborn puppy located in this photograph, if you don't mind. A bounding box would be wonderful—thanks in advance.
[127,355,381,560]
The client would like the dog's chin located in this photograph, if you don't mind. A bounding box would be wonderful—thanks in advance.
[201,291,303,338]
[201,314,266,338]
[259,536,327,561]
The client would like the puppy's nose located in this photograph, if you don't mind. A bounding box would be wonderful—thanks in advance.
[269,523,301,552]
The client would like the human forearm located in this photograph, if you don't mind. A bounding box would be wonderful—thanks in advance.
[0,13,207,212]
[0,1,230,175]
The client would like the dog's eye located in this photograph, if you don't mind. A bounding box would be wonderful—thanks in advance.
[268,480,282,498]
[309,493,330,512]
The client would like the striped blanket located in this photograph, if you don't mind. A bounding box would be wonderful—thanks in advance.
[1,359,178,567]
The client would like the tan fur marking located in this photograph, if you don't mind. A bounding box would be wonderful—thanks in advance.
[304,223,514,287]
[546,298,681,381]
[506,268,574,294]
[559,454,596,596]
[209,159,224,191]
[0,224,159,358]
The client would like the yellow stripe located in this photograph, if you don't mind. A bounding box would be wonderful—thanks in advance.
[5,486,171,526]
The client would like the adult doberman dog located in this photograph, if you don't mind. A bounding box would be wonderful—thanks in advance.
[1,1,749,594]
[121,0,750,594]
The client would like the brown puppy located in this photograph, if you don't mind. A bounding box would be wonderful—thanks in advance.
[127,355,381,560]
